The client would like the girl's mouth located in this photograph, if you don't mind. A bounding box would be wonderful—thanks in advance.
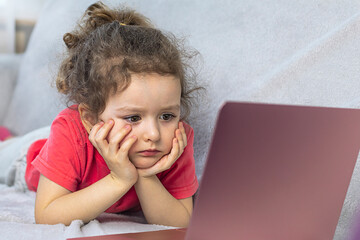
[138,149,160,157]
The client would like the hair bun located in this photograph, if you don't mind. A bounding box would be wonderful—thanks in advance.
[62,1,153,50]
[85,1,152,29]
[63,32,80,49]
[86,2,115,28]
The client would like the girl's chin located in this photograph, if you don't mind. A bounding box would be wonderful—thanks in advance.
[131,158,159,169]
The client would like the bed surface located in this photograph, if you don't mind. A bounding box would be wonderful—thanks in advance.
[1,0,360,239]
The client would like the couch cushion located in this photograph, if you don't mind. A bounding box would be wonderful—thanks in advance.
[0,54,22,125]
[3,1,96,136]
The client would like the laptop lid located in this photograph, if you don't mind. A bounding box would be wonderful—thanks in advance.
[186,102,360,240]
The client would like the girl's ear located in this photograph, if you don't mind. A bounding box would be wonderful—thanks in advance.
[78,104,96,134]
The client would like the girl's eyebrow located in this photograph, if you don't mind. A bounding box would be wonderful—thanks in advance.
[162,104,180,111]
[115,104,180,112]
[115,106,144,112]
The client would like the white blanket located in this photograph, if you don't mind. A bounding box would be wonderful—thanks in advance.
[0,127,175,239]
[0,184,175,239]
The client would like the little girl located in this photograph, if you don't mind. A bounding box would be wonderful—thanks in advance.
[25,1,201,227]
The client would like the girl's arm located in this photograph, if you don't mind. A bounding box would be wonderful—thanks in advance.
[35,121,138,225]
[35,173,135,225]
[134,175,193,227]
[134,122,193,227]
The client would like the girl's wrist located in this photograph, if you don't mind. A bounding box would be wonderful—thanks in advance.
[134,174,157,186]
[108,172,137,189]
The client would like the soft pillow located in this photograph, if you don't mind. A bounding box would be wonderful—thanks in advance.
[0,54,22,125]
[0,126,50,187]
[2,1,96,136]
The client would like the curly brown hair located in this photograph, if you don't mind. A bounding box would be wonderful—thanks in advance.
[56,1,202,121]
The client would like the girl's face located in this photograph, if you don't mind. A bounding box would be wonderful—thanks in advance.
[98,73,181,169]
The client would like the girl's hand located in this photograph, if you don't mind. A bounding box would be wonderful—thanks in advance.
[137,122,187,178]
[89,120,138,185]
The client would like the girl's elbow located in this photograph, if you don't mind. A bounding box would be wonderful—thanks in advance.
[35,213,51,225]
[174,221,190,228]
[34,212,52,225]
[170,218,191,228]
[35,211,72,226]
[34,208,46,224]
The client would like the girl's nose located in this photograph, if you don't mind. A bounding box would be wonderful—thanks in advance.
[143,120,161,142]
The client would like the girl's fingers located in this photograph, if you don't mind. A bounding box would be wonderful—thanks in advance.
[138,165,157,177]
[169,138,180,163]
[93,120,114,146]
[160,138,180,171]
[179,122,187,146]
[176,129,185,153]
[108,125,131,154]
[88,121,105,147]
[117,135,138,159]
[176,122,187,155]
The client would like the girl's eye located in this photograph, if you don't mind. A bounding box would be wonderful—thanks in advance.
[124,115,141,123]
[160,113,176,121]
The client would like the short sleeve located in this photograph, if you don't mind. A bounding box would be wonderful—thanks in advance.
[31,115,82,192]
[158,123,199,199]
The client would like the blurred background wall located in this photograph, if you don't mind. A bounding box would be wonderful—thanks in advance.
[0,0,45,53]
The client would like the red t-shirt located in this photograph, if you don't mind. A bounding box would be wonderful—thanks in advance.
[25,106,198,213]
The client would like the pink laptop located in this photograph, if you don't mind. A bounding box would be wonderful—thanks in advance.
[68,102,360,240]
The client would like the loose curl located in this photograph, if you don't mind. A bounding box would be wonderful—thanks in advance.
[56,1,202,121]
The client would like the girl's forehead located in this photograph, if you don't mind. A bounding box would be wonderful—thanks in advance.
[107,73,181,111]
